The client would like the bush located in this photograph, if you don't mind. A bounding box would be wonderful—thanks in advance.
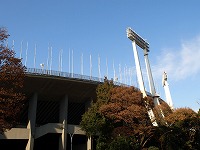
[107,136,131,150]
[148,146,159,150]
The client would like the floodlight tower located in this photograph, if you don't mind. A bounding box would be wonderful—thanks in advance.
[126,28,147,97]
[162,72,173,109]
[126,27,160,106]
[126,28,159,126]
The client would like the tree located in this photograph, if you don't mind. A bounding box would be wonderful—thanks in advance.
[81,79,156,149]
[99,86,155,148]
[165,107,197,125]
[154,108,200,149]
[80,78,114,150]
[0,28,26,132]
[153,101,173,126]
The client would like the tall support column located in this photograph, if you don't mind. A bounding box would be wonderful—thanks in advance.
[59,95,68,150]
[85,99,92,150]
[131,40,147,97]
[127,28,158,126]
[87,136,92,150]
[85,98,92,111]
[132,40,158,126]
[162,72,173,109]
[26,93,38,150]
[144,49,160,106]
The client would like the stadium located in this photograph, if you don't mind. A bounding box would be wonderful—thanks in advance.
[0,28,173,150]
[0,68,112,150]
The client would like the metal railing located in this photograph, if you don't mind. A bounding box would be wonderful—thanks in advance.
[26,68,127,86]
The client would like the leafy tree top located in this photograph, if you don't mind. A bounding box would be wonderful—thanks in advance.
[0,28,26,132]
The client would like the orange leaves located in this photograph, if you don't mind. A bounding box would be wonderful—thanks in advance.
[0,28,26,132]
[0,28,9,41]
[165,108,198,125]
[99,86,151,127]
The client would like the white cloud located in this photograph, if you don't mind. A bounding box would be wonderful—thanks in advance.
[153,35,200,81]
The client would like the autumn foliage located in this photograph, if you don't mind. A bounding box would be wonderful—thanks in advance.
[165,107,198,125]
[0,28,26,132]
[81,78,200,149]
[81,79,156,149]
[100,86,153,134]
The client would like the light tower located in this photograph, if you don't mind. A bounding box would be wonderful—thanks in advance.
[126,27,160,106]
[162,71,173,109]
[126,27,159,126]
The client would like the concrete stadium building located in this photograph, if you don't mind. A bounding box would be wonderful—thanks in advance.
[0,67,165,150]
[0,68,115,150]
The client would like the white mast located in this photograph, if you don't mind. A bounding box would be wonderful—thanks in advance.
[113,60,116,81]
[129,67,132,85]
[20,40,23,59]
[81,53,83,75]
[6,39,8,48]
[60,49,63,72]
[90,54,92,79]
[126,27,158,126]
[58,50,60,71]
[119,64,122,83]
[34,44,36,69]
[123,66,126,84]
[124,64,128,85]
[162,72,173,109]
[50,47,53,72]
[46,45,49,70]
[106,58,108,78]
[69,49,71,73]
[25,42,28,66]
[72,50,73,77]
[12,40,14,50]
[98,54,101,81]
[58,49,63,72]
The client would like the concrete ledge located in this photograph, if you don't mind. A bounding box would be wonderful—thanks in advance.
[35,123,63,139]
[0,128,29,139]
[0,124,86,140]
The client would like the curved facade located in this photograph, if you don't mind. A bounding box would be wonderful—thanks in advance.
[0,68,104,150]
[0,68,159,150]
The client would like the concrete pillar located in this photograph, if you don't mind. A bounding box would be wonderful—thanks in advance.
[144,49,156,96]
[85,99,92,111]
[131,40,147,97]
[143,49,160,106]
[163,73,173,109]
[131,42,158,126]
[59,95,68,150]
[26,93,38,150]
[87,136,92,150]
[85,99,92,150]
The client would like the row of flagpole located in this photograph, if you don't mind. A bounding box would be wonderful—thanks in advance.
[9,40,138,86]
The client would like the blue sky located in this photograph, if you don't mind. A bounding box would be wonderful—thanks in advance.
[1,0,200,111]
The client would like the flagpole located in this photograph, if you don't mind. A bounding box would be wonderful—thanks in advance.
[72,50,74,77]
[46,45,49,70]
[113,60,116,81]
[58,49,61,71]
[81,53,83,75]
[25,42,28,66]
[60,49,63,72]
[50,46,52,72]
[69,49,71,73]
[90,54,92,79]
[106,58,108,79]
[12,40,14,50]
[20,40,23,59]
[34,44,36,69]
[98,54,101,81]
[119,64,122,83]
